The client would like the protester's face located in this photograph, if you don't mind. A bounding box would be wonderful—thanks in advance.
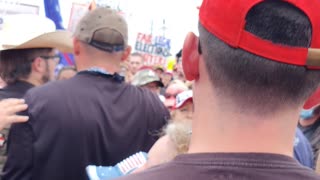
[165,85,184,99]
[174,101,194,120]
[41,51,60,83]
[164,85,187,110]
[58,69,77,80]
[142,82,160,94]
[162,74,172,87]
[130,56,143,74]
[155,69,163,78]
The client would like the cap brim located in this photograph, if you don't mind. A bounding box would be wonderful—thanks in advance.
[157,81,164,87]
[175,98,193,109]
[303,87,320,110]
[1,31,73,53]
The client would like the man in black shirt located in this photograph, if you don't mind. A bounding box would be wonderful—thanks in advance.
[2,7,169,180]
[119,0,320,180]
[0,15,73,171]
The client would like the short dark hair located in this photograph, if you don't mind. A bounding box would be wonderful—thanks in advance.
[199,1,320,113]
[0,48,53,84]
[130,52,145,61]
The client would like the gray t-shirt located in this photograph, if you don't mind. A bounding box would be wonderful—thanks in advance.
[118,153,320,180]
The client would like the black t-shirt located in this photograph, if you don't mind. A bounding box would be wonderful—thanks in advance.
[0,81,34,100]
[118,153,320,180]
[2,72,170,180]
[0,81,34,170]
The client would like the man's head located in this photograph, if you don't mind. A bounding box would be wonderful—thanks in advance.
[56,66,77,80]
[154,66,164,79]
[131,69,163,94]
[129,52,144,75]
[0,48,59,85]
[172,90,194,121]
[0,14,73,86]
[164,81,189,110]
[161,72,173,88]
[183,0,320,115]
[73,7,131,72]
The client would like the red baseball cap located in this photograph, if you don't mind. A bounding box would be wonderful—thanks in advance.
[303,87,320,110]
[175,90,193,109]
[199,0,320,68]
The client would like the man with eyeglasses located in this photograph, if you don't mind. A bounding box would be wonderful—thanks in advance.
[0,51,61,98]
[0,14,72,172]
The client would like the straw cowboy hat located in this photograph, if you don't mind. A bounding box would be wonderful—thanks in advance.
[0,14,73,53]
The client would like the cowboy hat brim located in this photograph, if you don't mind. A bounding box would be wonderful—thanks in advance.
[1,30,73,53]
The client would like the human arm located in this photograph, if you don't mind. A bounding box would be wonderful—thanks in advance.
[0,99,28,130]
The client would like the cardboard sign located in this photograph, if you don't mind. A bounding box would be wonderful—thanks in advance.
[68,3,88,33]
[134,32,171,67]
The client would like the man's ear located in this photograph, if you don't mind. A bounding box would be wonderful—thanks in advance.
[121,45,132,61]
[31,57,45,73]
[73,38,81,56]
[182,32,200,81]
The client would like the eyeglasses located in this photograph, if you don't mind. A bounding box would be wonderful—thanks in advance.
[40,55,61,63]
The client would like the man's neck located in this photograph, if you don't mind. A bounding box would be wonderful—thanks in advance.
[19,78,41,87]
[188,102,298,157]
[77,61,120,74]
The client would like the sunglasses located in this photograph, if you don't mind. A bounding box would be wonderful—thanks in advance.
[40,55,61,63]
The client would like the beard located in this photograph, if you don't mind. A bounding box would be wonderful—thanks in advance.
[41,60,51,84]
[41,73,50,84]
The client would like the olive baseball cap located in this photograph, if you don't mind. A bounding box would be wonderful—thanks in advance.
[73,7,128,53]
[131,69,164,87]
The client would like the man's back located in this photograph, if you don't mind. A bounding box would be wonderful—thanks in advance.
[120,153,320,180]
[2,72,169,180]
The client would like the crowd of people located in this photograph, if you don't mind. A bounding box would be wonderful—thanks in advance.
[0,0,319,179]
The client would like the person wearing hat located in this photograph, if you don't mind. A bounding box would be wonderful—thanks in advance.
[153,65,164,79]
[0,14,72,171]
[131,68,165,102]
[2,7,169,180]
[0,14,72,99]
[171,90,193,121]
[118,1,320,180]
[161,71,173,88]
[163,80,189,110]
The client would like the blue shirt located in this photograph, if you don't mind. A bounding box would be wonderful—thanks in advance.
[294,128,314,169]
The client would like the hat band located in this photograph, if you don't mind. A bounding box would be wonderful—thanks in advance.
[89,40,124,53]
[199,0,320,69]
[238,30,320,69]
